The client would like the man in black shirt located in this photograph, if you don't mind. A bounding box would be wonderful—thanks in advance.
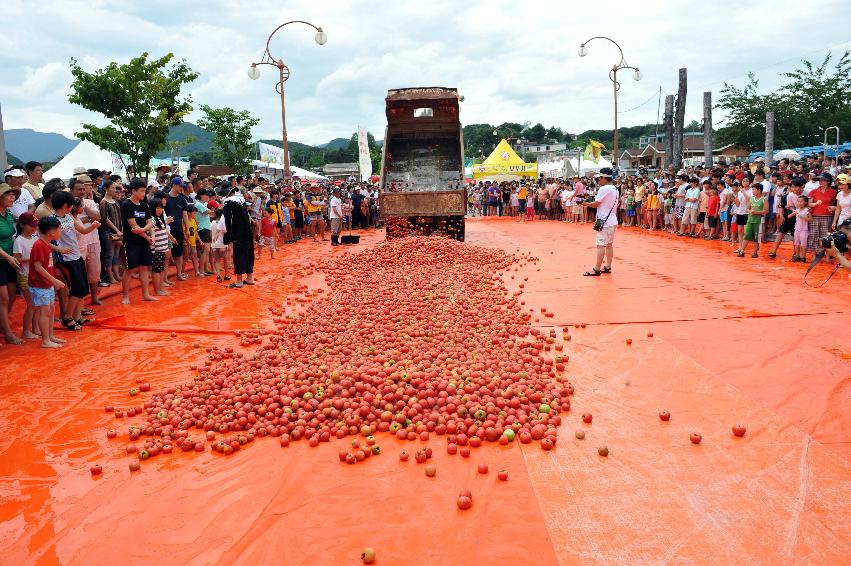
[165,177,189,280]
[120,179,155,304]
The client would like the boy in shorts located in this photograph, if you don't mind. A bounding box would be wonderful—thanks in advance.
[29,216,67,348]
[258,207,277,259]
[184,207,201,277]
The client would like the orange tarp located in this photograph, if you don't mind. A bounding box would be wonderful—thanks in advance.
[1,218,848,564]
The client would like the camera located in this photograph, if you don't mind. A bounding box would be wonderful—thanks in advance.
[820,231,848,253]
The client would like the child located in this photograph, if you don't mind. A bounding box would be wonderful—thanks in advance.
[342,198,354,231]
[646,186,660,231]
[525,193,535,221]
[626,190,635,227]
[258,207,277,259]
[211,209,230,282]
[281,199,293,244]
[13,212,40,339]
[706,187,720,240]
[149,199,174,296]
[28,216,67,348]
[737,184,766,258]
[790,196,811,262]
[664,190,674,231]
[185,207,201,277]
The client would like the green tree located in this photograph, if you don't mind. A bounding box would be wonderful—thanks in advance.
[716,51,851,150]
[68,53,198,179]
[526,123,547,142]
[197,105,260,175]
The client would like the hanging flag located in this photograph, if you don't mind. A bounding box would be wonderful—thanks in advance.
[584,139,605,163]
[357,126,372,182]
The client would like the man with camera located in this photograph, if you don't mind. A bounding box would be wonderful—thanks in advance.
[824,218,851,273]
[581,167,618,276]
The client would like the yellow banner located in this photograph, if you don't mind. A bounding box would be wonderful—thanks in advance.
[472,163,538,178]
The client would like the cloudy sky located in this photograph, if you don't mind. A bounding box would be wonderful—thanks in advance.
[1,0,849,146]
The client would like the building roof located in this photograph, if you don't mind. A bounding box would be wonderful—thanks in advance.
[322,162,359,173]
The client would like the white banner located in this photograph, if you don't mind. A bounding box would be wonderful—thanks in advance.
[357,126,372,182]
[258,142,284,166]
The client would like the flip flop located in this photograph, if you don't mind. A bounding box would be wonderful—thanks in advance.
[81,308,95,316]
[583,268,602,276]
[601,266,612,274]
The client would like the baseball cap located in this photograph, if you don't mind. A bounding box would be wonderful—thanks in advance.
[836,173,850,185]
[17,212,38,227]
[170,177,185,187]
[4,168,25,178]
[820,172,833,182]
[72,167,87,176]
[75,174,93,183]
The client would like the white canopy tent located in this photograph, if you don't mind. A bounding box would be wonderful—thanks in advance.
[564,156,614,177]
[43,140,127,181]
[250,160,327,180]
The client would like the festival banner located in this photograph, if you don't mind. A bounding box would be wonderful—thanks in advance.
[258,141,284,166]
[357,126,372,182]
[584,139,605,163]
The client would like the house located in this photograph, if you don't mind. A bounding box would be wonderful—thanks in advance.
[619,133,750,171]
[515,141,569,158]
[322,162,360,180]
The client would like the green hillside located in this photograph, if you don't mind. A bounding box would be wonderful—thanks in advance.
[6,152,23,166]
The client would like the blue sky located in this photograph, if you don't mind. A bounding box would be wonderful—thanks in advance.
[1,0,849,145]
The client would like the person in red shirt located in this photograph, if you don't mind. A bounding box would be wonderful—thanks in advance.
[806,173,837,252]
[257,207,277,259]
[29,216,66,348]
[706,186,721,240]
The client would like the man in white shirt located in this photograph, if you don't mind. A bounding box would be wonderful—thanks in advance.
[803,171,819,196]
[6,168,34,218]
[581,168,618,276]
[329,188,343,246]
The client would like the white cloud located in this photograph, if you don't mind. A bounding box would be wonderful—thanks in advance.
[1,0,849,145]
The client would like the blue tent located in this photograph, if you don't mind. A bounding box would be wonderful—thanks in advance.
[747,141,851,162]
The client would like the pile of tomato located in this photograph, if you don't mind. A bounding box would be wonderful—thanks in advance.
[121,236,570,462]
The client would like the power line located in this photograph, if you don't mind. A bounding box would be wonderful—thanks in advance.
[617,90,659,114]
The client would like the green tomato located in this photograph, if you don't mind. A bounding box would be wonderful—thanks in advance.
[539,403,551,414]
[371,445,381,455]
[503,429,516,442]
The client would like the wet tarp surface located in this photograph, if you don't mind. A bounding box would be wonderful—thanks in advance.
[1,217,848,565]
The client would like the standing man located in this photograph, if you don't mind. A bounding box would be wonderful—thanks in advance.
[23,161,44,200]
[120,179,155,304]
[165,177,189,280]
[329,188,343,246]
[581,167,618,276]
[6,167,33,218]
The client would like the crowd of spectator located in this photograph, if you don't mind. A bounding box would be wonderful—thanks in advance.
[465,151,851,266]
[0,162,382,347]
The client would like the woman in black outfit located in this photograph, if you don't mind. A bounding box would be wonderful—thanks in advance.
[222,189,255,288]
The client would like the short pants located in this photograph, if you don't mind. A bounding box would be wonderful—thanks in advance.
[198,228,212,244]
[595,225,616,246]
[682,207,698,225]
[84,242,101,282]
[0,260,17,286]
[16,273,28,291]
[125,243,152,270]
[152,250,166,274]
[744,222,760,241]
[707,216,718,228]
[793,229,808,248]
[170,225,184,257]
[258,236,276,249]
[57,258,89,298]
[736,214,748,227]
[719,210,729,223]
[778,216,795,235]
[30,286,55,307]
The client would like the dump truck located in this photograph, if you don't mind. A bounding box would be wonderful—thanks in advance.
[379,87,466,241]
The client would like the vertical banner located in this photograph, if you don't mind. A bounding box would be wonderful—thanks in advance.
[357,126,372,182]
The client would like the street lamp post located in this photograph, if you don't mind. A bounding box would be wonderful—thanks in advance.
[249,21,326,180]
[578,37,641,171]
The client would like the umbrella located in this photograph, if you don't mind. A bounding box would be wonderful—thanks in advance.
[774,149,801,160]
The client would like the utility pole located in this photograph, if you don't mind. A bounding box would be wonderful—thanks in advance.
[663,95,674,168]
[765,111,775,166]
[703,91,713,167]
[672,68,687,170]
